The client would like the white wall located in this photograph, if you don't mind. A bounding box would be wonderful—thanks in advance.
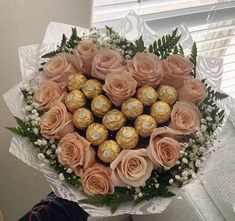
[0,1,93,220]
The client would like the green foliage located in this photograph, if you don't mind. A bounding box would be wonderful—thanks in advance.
[80,190,133,213]
[201,79,228,123]
[6,126,26,137]
[65,28,81,49]
[79,170,175,213]
[173,45,178,54]
[178,44,184,57]
[201,79,228,102]
[41,50,61,59]
[41,27,81,59]
[148,28,181,59]
[189,42,197,78]
[6,116,29,137]
[130,36,146,56]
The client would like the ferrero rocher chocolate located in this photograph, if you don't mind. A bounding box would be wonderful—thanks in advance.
[97,140,121,163]
[157,85,177,105]
[67,73,87,91]
[137,86,158,106]
[64,90,86,113]
[134,115,157,137]
[121,98,143,119]
[73,108,94,130]
[86,123,108,145]
[91,95,111,117]
[102,109,126,131]
[150,101,171,123]
[82,79,103,99]
[116,126,139,149]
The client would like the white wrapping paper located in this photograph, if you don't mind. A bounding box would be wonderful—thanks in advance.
[3,12,234,217]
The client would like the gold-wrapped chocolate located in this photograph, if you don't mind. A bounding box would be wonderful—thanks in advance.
[134,115,157,137]
[150,101,171,123]
[97,140,121,163]
[157,85,177,105]
[86,123,108,145]
[116,126,139,149]
[102,109,126,131]
[82,79,103,99]
[137,86,158,106]
[121,98,143,119]
[73,108,94,130]
[91,95,111,117]
[64,90,86,113]
[67,73,87,91]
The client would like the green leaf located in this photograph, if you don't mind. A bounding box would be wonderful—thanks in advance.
[148,28,181,59]
[178,44,184,57]
[60,34,67,48]
[105,26,115,35]
[189,42,197,78]
[6,126,26,137]
[202,79,229,101]
[66,27,81,50]
[173,45,178,54]
[130,36,146,56]
[41,50,61,59]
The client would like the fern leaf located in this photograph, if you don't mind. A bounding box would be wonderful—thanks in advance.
[41,50,61,59]
[178,44,184,56]
[189,42,197,78]
[6,127,26,137]
[60,34,67,49]
[66,27,81,50]
[149,28,181,59]
[173,45,178,54]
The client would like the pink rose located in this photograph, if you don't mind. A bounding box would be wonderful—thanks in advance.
[110,149,153,187]
[44,53,78,89]
[33,81,63,110]
[148,127,185,168]
[81,163,114,196]
[57,132,95,176]
[73,39,98,75]
[170,101,201,133]
[127,52,163,87]
[91,48,124,80]
[40,101,74,139]
[177,78,207,104]
[161,55,194,89]
[103,71,137,106]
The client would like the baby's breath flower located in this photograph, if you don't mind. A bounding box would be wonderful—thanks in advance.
[37,153,45,160]
[59,173,65,181]
[195,159,202,168]
[182,158,188,164]
[182,171,189,177]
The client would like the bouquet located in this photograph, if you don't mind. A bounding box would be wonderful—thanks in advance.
[4,12,232,216]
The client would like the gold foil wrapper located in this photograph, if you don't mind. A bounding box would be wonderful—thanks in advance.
[137,86,158,106]
[135,115,157,137]
[82,79,103,99]
[86,123,108,145]
[150,101,171,123]
[91,95,111,117]
[73,108,94,130]
[64,90,86,113]
[116,126,139,149]
[97,140,121,163]
[121,98,143,119]
[102,109,126,131]
[157,85,177,105]
[67,73,87,91]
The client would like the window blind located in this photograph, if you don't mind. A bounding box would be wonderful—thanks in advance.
[92,0,235,97]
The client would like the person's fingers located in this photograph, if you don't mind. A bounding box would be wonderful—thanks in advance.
[0,209,4,221]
